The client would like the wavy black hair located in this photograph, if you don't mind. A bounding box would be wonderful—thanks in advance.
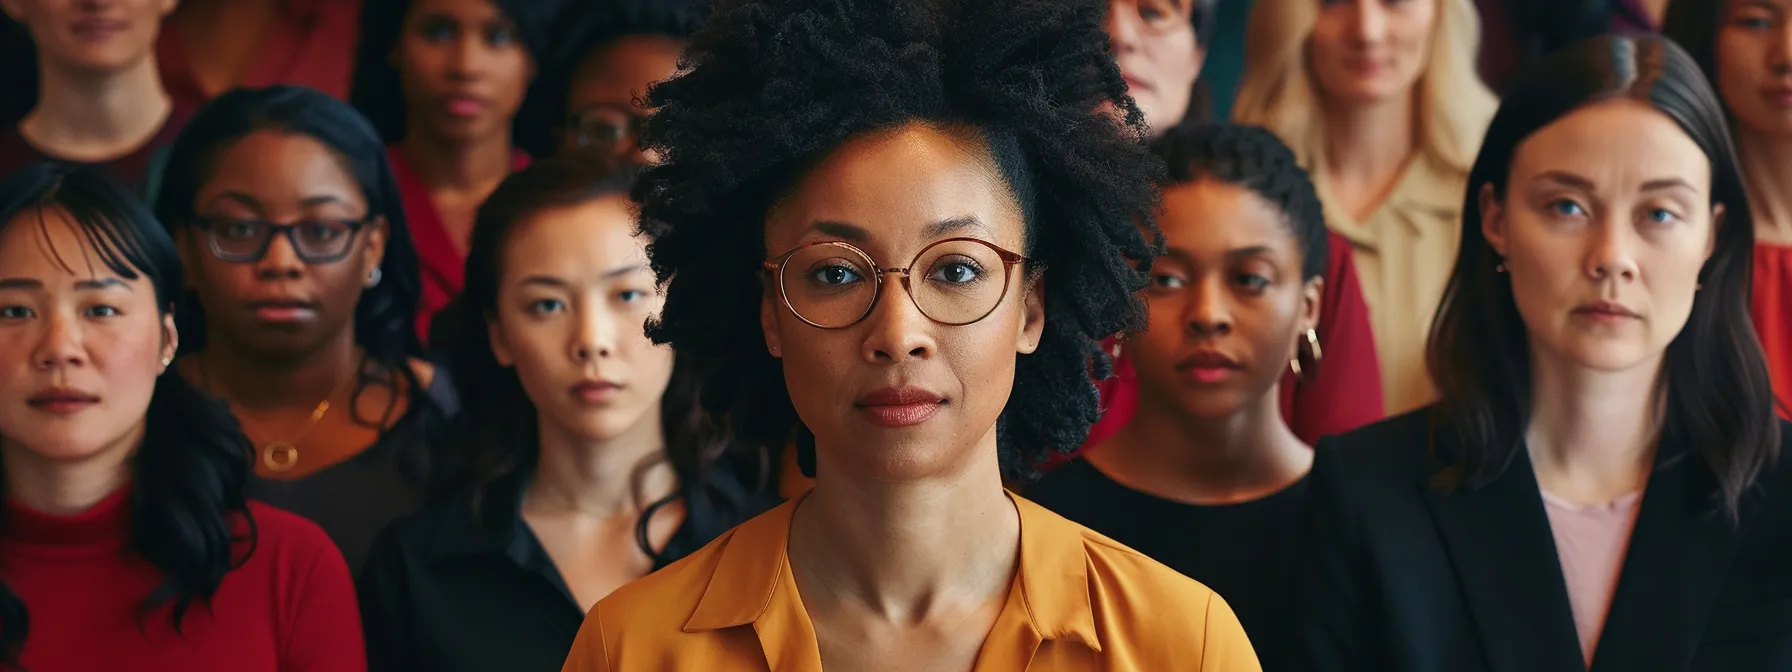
[0,164,255,664]
[153,86,432,440]
[1151,122,1327,280]
[350,0,564,157]
[431,154,766,562]
[1428,35,1777,518]
[635,0,1162,481]
[539,0,706,126]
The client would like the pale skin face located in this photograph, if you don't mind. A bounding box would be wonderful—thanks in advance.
[0,207,176,477]
[1105,0,1202,132]
[1481,99,1719,375]
[1133,179,1322,419]
[489,194,673,446]
[1307,0,1436,106]
[760,122,1046,484]
[1716,0,1792,140]
[0,0,176,73]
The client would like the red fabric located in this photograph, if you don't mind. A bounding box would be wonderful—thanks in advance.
[1,486,366,672]
[156,0,363,108]
[388,146,531,342]
[1057,232,1385,467]
[0,102,195,190]
[1754,243,1792,418]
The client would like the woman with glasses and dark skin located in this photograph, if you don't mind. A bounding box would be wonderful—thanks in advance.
[0,163,364,671]
[0,0,192,192]
[351,0,553,340]
[559,0,1260,670]
[552,0,702,164]
[155,86,451,576]
[1029,122,1328,672]
[1294,36,1792,671]
[357,155,772,672]
[1664,0,1792,416]
[1078,0,1382,461]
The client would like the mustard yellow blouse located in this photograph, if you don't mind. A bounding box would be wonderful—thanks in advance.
[561,492,1262,671]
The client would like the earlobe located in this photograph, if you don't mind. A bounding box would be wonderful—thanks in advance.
[1302,277,1324,333]
[1017,276,1046,355]
[487,317,514,366]
[761,288,783,358]
[1478,183,1508,258]
[1709,203,1725,261]
[161,314,180,366]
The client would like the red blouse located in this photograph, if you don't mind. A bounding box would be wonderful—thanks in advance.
[1070,231,1385,459]
[1,486,366,672]
[1754,243,1792,418]
[388,146,532,342]
[156,0,363,108]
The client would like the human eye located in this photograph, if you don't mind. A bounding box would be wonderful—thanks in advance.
[0,305,34,320]
[926,256,987,285]
[1235,273,1271,292]
[418,16,457,42]
[1547,198,1588,218]
[526,298,566,315]
[809,263,863,286]
[84,304,122,318]
[216,219,265,240]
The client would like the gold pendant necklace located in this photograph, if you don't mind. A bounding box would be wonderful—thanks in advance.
[197,355,352,475]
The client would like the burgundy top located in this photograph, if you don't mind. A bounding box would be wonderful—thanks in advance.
[1754,243,1792,418]
[0,486,367,671]
[387,145,532,341]
[1067,231,1384,462]
[0,102,194,192]
[156,0,362,108]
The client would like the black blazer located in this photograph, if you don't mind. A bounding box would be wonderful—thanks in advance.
[1293,410,1792,672]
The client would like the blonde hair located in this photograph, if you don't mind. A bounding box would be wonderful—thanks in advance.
[1231,0,1496,177]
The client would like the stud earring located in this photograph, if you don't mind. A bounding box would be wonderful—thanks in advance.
[366,268,383,288]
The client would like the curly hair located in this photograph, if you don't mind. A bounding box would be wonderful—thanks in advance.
[1151,122,1328,281]
[633,0,1162,481]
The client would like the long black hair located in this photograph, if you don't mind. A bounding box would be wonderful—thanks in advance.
[1427,35,1777,518]
[153,86,432,441]
[634,0,1163,481]
[433,154,765,562]
[349,0,564,157]
[0,164,256,664]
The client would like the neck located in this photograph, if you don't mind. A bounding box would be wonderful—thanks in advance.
[398,126,514,191]
[23,55,172,156]
[791,429,1019,620]
[197,330,361,410]
[524,405,675,518]
[1319,95,1417,211]
[1737,128,1792,244]
[1092,385,1311,505]
[1525,347,1663,502]
[2,425,140,516]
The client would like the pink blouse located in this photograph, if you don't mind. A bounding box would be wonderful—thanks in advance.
[1541,488,1644,667]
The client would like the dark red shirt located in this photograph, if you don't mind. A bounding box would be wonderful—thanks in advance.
[388,145,531,342]
[156,0,363,109]
[0,102,194,193]
[1,486,367,672]
[1070,231,1384,459]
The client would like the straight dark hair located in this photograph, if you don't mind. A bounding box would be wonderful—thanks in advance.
[1427,35,1777,518]
[0,164,256,664]
[432,154,765,563]
[153,86,433,454]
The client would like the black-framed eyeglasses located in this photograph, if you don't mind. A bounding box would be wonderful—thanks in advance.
[191,216,372,264]
[763,238,1029,329]
[565,103,648,155]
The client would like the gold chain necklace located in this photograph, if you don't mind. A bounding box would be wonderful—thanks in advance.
[199,355,354,474]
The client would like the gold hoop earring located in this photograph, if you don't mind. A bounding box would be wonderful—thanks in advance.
[1304,328,1322,364]
[1289,356,1303,378]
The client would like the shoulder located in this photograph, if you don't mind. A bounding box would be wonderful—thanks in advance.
[1314,408,1436,477]
[240,501,355,591]
[579,526,741,661]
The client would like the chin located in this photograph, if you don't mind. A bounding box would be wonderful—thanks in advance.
[4,429,130,464]
[1555,339,1658,373]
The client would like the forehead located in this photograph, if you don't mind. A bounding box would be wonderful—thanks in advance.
[500,195,647,277]
[571,35,683,104]
[1159,179,1297,253]
[768,123,1025,253]
[1510,99,1710,193]
[0,207,136,284]
[197,131,366,209]
[409,0,506,21]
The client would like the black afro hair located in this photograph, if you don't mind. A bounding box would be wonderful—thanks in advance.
[635,0,1164,481]
[1151,122,1329,281]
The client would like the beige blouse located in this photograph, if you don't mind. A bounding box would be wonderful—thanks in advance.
[1316,154,1469,416]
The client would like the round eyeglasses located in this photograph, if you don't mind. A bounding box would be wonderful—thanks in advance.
[192,216,370,264]
[763,238,1028,329]
[566,103,648,156]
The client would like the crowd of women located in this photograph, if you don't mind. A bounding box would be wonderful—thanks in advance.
[1,0,1789,670]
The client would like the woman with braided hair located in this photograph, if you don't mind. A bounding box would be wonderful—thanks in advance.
[1029,121,1329,672]
[558,0,1260,670]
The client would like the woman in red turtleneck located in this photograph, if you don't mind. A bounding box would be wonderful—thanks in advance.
[0,164,364,671]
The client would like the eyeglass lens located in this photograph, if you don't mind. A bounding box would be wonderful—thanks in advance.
[778,240,1013,328]
[208,219,360,263]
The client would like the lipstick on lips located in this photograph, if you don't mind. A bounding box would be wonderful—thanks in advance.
[1175,349,1242,384]
[855,387,945,427]
[1572,301,1641,324]
[571,380,622,404]
[27,388,100,415]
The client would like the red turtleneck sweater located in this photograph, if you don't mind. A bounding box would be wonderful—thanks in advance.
[0,487,366,671]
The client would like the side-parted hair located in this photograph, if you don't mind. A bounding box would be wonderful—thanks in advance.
[433,154,766,562]
[0,164,256,664]
[635,0,1163,481]
[1661,0,1739,124]
[1231,0,1496,177]
[1427,35,1777,518]
[154,86,433,446]
[1151,121,1329,281]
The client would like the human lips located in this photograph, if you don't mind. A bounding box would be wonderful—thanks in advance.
[854,387,946,427]
[1174,349,1242,384]
[27,387,100,415]
[571,379,623,404]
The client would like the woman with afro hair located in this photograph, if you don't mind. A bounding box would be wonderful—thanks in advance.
[559,0,1261,670]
